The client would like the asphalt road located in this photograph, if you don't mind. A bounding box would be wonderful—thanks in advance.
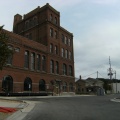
[20,94,120,120]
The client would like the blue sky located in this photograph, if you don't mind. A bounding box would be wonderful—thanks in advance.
[1,0,120,79]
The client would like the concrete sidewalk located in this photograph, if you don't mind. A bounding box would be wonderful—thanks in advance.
[0,97,29,120]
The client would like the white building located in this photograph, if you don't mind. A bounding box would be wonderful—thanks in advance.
[112,83,120,93]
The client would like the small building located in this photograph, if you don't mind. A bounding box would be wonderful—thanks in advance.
[76,78,104,95]
[112,83,120,93]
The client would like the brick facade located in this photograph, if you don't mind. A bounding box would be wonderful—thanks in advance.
[0,3,75,95]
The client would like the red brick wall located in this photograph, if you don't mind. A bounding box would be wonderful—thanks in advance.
[0,4,75,94]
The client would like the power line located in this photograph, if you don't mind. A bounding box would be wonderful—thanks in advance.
[98,71,106,78]
[82,72,97,78]
[82,71,107,79]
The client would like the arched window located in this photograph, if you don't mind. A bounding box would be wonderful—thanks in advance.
[24,51,29,68]
[24,77,32,91]
[69,83,74,92]
[63,82,67,92]
[2,75,13,93]
[39,79,46,91]
[50,60,54,73]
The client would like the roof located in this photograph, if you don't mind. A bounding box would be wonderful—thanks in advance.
[4,29,47,53]
[76,77,103,84]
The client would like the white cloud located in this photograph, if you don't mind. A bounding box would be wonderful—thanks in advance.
[47,0,82,8]
[90,0,119,5]
[1,0,120,79]
[74,19,120,79]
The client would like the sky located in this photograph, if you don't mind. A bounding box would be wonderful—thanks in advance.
[1,0,120,80]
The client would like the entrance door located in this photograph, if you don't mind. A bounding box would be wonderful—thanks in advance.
[24,77,32,91]
[2,75,13,93]
[39,79,46,91]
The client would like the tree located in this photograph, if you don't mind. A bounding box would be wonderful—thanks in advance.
[0,25,13,70]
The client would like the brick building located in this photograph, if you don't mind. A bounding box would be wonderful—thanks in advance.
[76,78,104,95]
[0,3,75,95]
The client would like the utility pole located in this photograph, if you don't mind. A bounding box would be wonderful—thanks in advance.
[107,56,113,93]
[108,56,113,80]
[107,57,117,93]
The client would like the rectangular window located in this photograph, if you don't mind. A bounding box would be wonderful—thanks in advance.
[25,21,29,29]
[63,64,67,75]
[50,28,53,37]
[31,53,35,70]
[24,51,29,68]
[50,14,53,21]
[69,65,73,76]
[29,33,32,40]
[37,54,41,70]
[7,55,12,65]
[50,44,53,53]
[61,48,64,57]
[6,45,13,65]
[69,51,72,60]
[33,17,37,25]
[55,46,58,54]
[50,60,54,73]
[55,17,57,24]
[65,36,68,45]
[68,39,71,46]
[61,34,64,43]
[55,61,59,74]
[55,31,57,39]
[65,50,68,58]
[42,56,46,71]
[15,47,20,52]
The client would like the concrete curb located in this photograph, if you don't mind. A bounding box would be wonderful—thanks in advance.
[110,98,120,102]
[6,110,27,120]
[0,98,29,120]
[0,98,23,103]
[2,95,96,120]
[6,101,35,120]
